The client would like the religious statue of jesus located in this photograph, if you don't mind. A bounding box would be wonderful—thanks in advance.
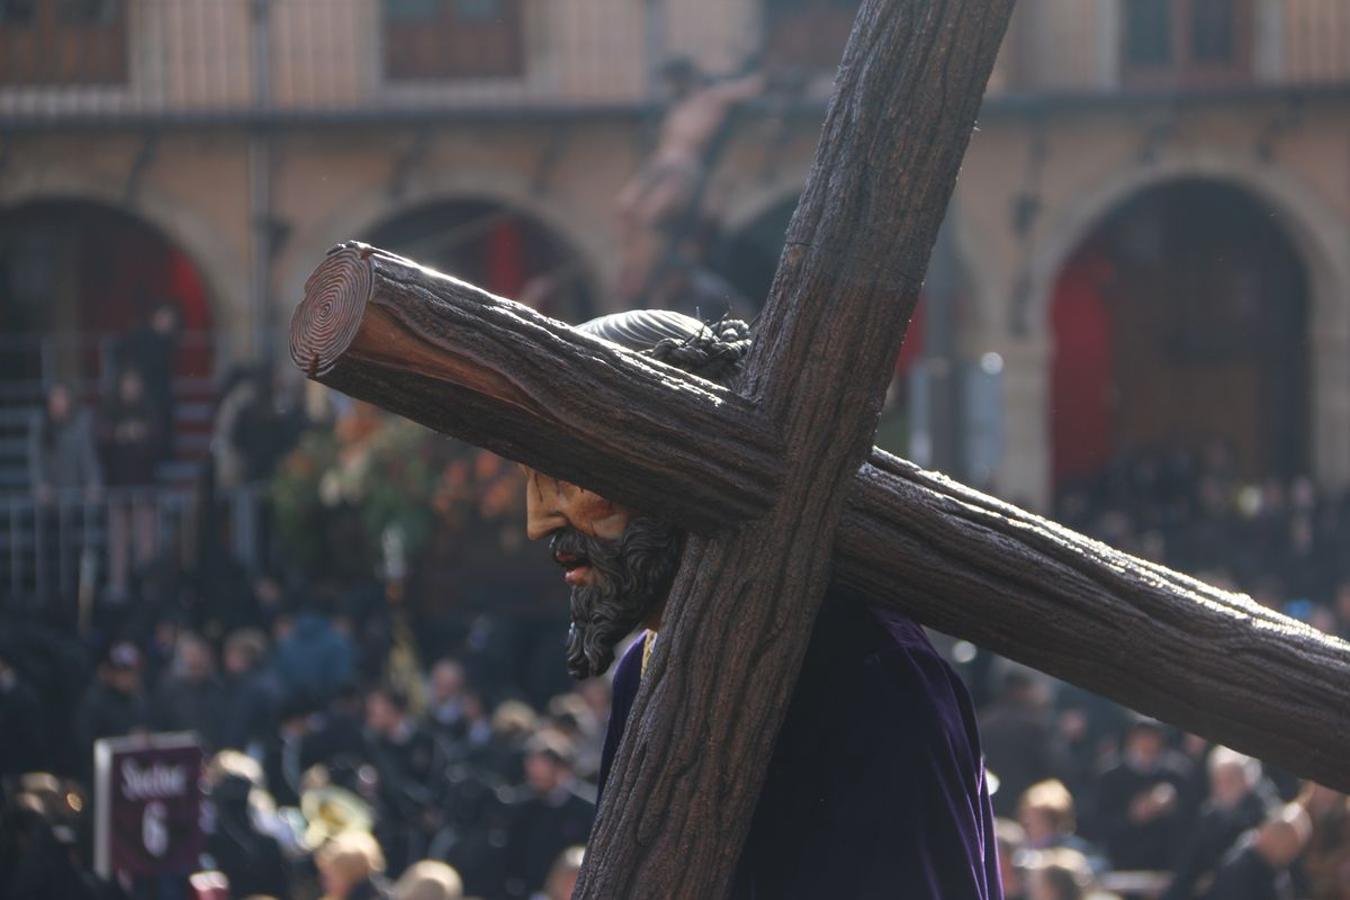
[521,309,1003,898]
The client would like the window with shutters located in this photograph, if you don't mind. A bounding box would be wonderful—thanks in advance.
[0,0,127,85]
[761,0,858,75]
[1121,0,1252,88]
[383,0,525,80]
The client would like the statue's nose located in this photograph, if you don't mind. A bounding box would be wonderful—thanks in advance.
[525,472,566,541]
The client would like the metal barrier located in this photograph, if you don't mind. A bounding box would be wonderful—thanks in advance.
[0,330,223,402]
[0,483,266,615]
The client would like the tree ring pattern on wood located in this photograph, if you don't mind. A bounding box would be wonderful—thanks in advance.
[291,245,372,378]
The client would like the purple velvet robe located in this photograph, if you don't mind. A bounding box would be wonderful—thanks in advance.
[598,591,1002,899]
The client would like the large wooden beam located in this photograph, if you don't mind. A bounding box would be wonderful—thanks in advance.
[291,243,783,535]
[292,243,1350,793]
[841,454,1350,793]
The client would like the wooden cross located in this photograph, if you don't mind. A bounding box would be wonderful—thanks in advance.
[290,1,1350,896]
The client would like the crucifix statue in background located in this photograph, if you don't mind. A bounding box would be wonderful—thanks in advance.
[290,1,1350,897]
[615,57,766,318]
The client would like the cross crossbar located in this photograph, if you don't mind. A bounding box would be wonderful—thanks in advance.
[293,243,1350,796]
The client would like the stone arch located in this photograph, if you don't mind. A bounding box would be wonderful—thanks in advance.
[1023,154,1350,339]
[1003,152,1350,502]
[278,172,610,324]
[0,168,246,351]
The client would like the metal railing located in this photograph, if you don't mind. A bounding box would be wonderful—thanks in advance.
[0,330,224,402]
[0,483,267,614]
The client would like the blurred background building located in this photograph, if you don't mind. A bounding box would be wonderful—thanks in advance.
[6,7,1350,897]
[2,0,1349,596]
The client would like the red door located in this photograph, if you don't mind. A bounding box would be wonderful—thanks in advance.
[1051,249,1115,487]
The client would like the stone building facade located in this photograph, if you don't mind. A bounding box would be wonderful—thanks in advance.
[3,0,1349,504]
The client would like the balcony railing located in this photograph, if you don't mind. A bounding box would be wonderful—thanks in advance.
[0,330,224,402]
[0,330,235,491]
[0,484,267,615]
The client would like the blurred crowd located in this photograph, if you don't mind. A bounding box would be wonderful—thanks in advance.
[1,594,602,900]
[24,301,305,609]
[9,322,1350,899]
[1057,443,1350,640]
[977,442,1350,899]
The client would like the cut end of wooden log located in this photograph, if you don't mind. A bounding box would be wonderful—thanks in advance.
[290,243,374,378]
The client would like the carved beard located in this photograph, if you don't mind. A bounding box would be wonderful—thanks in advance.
[551,517,683,679]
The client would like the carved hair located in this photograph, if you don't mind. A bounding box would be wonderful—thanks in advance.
[647,316,752,385]
[578,309,752,386]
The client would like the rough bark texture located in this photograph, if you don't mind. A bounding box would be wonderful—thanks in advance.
[290,242,782,535]
[576,2,1015,897]
[289,242,1350,789]
[839,453,1350,793]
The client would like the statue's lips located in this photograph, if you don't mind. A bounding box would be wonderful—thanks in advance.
[554,551,593,586]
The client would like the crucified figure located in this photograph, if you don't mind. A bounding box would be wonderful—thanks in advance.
[615,60,767,304]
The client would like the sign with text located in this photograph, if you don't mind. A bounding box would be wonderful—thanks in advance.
[94,733,205,879]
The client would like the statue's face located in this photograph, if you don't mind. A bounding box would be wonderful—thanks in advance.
[524,471,632,586]
[523,468,682,679]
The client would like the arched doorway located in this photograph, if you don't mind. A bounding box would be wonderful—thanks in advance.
[1050,179,1309,491]
[0,200,217,481]
[0,200,214,381]
[366,198,598,324]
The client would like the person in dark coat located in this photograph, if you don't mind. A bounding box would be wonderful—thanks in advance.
[228,369,306,483]
[204,760,290,899]
[98,367,162,488]
[273,600,355,701]
[1091,718,1196,872]
[426,657,471,742]
[72,641,150,772]
[28,381,102,502]
[364,682,437,875]
[522,311,1003,899]
[115,301,180,463]
[221,629,281,752]
[98,367,163,599]
[1200,805,1311,900]
[502,732,594,899]
[28,382,102,614]
[1164,746,1276,900]
[261,692,329,808]
[0,793,100,900]
[152,631,228,750]
[365,684,437,810]
[980,670,1058,818]
[0,650,46,779]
